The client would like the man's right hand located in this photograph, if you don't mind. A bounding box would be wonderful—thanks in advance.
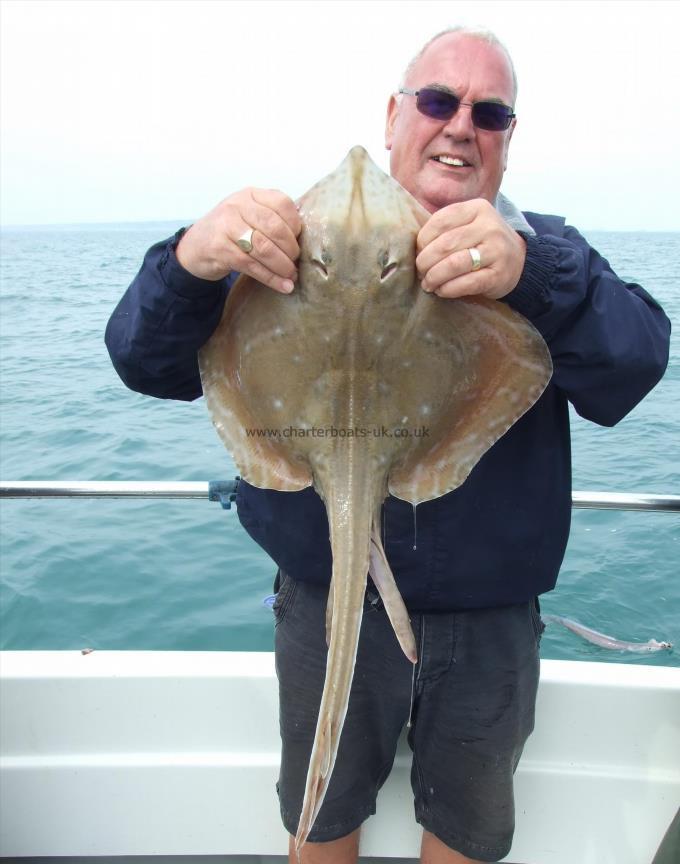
[176,188,302,294]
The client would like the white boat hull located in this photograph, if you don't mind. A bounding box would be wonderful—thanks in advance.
[1,651,678,862]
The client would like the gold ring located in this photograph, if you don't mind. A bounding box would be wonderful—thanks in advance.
[237,228,255,254]
[468,246,482,271]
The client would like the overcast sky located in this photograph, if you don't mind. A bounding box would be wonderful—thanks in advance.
[1,0,679,230]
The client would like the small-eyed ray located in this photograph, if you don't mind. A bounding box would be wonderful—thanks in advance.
[198,146,553,852]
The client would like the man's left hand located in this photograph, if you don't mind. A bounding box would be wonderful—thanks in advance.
[416,198,526,300]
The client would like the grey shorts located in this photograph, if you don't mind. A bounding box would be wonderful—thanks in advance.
[273,574,543,863]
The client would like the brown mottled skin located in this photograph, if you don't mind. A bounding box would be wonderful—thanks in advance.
[198,147,552,852]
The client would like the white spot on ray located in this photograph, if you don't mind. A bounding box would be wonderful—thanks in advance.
[272,398,284,410]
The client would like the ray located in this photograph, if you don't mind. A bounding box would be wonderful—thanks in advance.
[198,146,553,852]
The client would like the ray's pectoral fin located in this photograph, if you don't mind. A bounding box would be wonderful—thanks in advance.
[198,274,313,492]
[389,297,553,503]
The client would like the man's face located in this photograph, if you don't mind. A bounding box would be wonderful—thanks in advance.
[385,34,516,213]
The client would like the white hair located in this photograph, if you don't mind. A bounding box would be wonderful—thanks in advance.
[400,26,518,104]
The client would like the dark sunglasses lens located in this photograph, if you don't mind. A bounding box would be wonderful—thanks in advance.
[471,102,513,131]
[416,88,459,120]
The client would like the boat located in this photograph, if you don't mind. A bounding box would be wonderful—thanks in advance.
[1,481,679,863]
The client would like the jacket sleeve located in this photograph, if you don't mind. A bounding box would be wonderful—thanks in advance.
[105,229,237,401]
[506,220,671,426]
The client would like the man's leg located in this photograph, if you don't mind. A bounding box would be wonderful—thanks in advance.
[274,575,412,848]
[409,602,542,863]
[420,829,484,864]
[287,828,361,864]
[287,827,484,864]
[287,826,486,864]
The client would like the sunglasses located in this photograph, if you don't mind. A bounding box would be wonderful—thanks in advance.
[399,87,515,132]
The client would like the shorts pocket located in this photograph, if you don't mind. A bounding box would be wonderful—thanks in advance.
[530,598,545,647]
[272,571,297,626]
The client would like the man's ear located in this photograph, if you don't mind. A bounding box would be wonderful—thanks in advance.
[385,94,399,150]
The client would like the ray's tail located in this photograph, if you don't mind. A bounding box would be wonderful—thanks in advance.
[294,474,374,852]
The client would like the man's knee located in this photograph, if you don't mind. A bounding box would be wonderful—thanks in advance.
[420,829,487,864]
[288,827,360,864]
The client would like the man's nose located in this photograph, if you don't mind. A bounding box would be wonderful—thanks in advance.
[442,103,475,139]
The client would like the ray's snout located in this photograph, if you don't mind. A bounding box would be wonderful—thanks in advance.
[297,147,429,296]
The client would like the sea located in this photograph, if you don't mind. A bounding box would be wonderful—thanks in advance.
[0,223,678,667]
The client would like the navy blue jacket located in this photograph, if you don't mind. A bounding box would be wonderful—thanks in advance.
[105,215,670,611]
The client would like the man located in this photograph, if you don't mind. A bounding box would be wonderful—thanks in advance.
[106,27,670,864]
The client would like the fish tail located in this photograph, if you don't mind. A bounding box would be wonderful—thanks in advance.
[325,576,334,648]
[295,475,376,851]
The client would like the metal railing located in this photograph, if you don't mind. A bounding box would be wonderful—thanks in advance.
[1,480,679,512]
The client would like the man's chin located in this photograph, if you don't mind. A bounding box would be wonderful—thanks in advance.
[419,181,475,212]
[415,164,485,209]
[394,168,479,212]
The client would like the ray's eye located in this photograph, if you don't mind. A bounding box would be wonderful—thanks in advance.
[379,249,398,282]
[310,249,331,279]
[310,259,328,278]
[380,261,399,281]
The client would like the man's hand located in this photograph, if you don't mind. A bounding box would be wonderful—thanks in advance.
[176,188,302,294]
[416,198,526,300]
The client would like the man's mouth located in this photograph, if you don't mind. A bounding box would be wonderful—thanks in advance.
[431,155,472,168]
